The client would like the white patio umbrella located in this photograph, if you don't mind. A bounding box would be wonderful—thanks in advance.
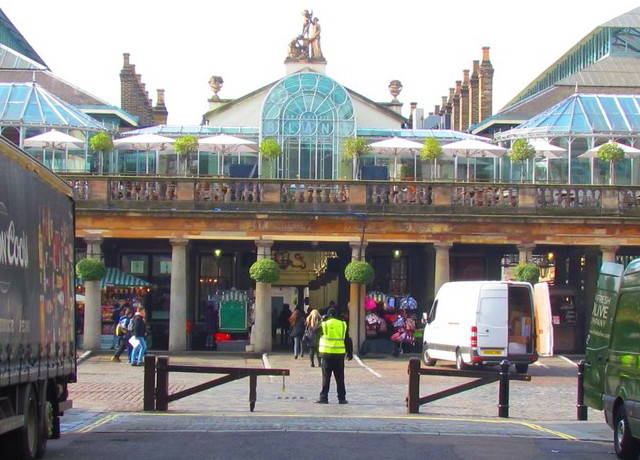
[369,137,423,180]
[113,133,175,174]
[529,139,566,183]
[23,130,84,171]
[441,139,507,181]
[578,141,640,184]
[198,134,257,176]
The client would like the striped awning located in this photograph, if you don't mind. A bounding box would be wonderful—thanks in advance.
[77,267,151,290]
[101,267,150,289]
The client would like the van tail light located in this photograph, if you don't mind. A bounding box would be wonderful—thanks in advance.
[471,326,478,348]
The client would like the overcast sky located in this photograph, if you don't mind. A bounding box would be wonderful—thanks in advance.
[4,1,640,125]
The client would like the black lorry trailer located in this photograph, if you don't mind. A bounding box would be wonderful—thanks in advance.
[0,137,76,459]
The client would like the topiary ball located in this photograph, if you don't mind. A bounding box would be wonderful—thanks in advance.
[344,260,374,285]
[249,258,280,284]
[76,258,106,281]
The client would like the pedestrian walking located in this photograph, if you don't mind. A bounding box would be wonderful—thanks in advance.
[304,308,321,367]
[111,307,133,362]
[278,304,292,347]
[130,307,147,366]
[204,300,218,349]
[289,306,306,359]
[110,302,121,349]
[315,307,353,404]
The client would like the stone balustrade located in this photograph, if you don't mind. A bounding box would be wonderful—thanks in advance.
[61,175,640,216]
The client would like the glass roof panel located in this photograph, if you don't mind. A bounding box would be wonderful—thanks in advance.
[599,96,629,131]
[580,97,608,131]
[618,97,640,130]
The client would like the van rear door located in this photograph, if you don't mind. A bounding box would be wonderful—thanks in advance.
[476,284,508,358]
[534,282,554,357]
[584,262,624,410]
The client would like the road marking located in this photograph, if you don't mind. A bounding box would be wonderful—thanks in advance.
[533,361,550,369]
[106,411,577,440]
[558,355,578,367]
[74,414,119,433]
[354,355,381,377]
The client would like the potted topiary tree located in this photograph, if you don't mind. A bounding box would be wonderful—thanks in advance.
[344,260,374,285]
[89,132,113,174]
[249,258,280,284]
[76,258,106,350]
[509,139,536,183]
[249,257,280,352]
[596,142,625,185]
[342,137,371,180]
[259,138,282,178]
[420,137,442,180]
[174,135,199,175]
[512,262,540,285]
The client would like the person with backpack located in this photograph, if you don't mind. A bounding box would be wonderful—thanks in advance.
[130,307,148,366]
[111,307,132,362]
[110,303,121,349]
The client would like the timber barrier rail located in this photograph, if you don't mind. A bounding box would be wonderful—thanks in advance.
[143,355,290,412]
[406,357,531,418]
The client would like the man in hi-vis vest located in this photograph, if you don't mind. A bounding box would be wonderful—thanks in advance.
[315,307,353,404]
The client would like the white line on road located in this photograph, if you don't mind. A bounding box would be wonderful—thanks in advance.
[533,361,550,369]
[354,355,382,378]
[558,355,578,367]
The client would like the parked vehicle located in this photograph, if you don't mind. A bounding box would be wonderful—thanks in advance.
[422,281,543,373]
[584,260,640,459]
[0,138,76,459]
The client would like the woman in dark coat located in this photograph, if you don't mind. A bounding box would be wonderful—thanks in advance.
[289,306,306,359]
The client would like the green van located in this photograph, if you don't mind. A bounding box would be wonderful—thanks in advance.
[585,259,640,459]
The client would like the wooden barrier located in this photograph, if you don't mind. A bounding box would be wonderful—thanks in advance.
[406,357,531,418]
[143,355,290,412]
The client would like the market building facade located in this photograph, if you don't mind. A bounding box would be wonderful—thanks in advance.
[3,8,640,355]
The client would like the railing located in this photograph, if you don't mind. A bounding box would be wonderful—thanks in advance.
[536,186,601,209]
[282,182,349,204]
[452,185,517,207]
[61,174,640,216]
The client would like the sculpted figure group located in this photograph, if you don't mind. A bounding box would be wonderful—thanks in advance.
[288,10,324,61]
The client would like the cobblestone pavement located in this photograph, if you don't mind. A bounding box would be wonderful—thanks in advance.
[61,351,611,443]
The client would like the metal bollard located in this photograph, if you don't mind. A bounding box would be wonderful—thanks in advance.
[143,355,156,411]
[407,357,421,414]
[577,360,588,421]
[156,356,170,411]
[498,360,510,418]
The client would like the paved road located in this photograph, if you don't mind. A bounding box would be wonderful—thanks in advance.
[52,351,614,458]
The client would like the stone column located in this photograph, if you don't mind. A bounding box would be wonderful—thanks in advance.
[601,245,619,264]
[84,236,103,259]
[82,237,103,351]
[348,241,368,353]
[169,239,188,352]
[517,243,535,263]
[83,280,102,350]
[433,242,452,294]
[253,240,274,353]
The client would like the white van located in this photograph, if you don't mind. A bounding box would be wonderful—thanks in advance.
[422,281,545,373]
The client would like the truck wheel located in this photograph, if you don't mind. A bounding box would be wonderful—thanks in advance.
[422,345,437,366]
[4,384,42,460]
[455,349,467,370]
[515,363,529,374]
[615,404,640,459]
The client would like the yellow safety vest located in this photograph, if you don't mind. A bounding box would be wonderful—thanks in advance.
[318,318,346,354]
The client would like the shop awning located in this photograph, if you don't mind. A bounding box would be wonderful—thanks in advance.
[101,267,151,289]
[77,267,151,290]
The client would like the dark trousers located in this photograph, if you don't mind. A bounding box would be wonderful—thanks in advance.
[308,346,321,366]
[319,354,346,401]
[113,335,132,360]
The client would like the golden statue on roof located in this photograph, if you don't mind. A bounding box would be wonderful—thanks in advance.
[287,10,325,63]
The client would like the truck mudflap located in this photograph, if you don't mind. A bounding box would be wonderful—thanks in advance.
[58,399,72,414]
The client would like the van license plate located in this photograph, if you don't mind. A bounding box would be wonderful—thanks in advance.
[482,350,503,355]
